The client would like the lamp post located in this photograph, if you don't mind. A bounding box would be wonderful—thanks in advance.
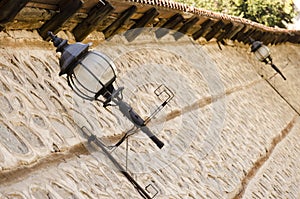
[48,31,171,149]
[48,31,171,198]
[250,38,286,80]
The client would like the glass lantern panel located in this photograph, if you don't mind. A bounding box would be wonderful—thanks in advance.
[254,45,270,61]
[81,51,115,86]
[68,73,96,100]
[73,62,102,97]
[72,51,116,96]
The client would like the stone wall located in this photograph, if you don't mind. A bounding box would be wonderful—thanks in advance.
[0,30,299,199]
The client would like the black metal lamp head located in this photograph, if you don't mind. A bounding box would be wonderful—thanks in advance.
[250,37,262,52]
[48,32,117,100]
[48,31,90,76]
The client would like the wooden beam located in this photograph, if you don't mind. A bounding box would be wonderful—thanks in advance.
[261,32,274,45]
[276,34,289,44]
[247,29,261,41]
[235,29,247,42]
[38,0,83,40]
[224,24,243,41]
[73,1,114,41]
[192,19,214,40]
[155,13,184,39]
[216,22,233,41]
[239,28,256,43]
[204,20,225,41]
[271,33,281,45]
[26,2,58,10]
[124,7,159,42]
[102,5,137,39]
[230,25,246,41]
[288,33,300,43]
[0,0,30,24]
[173,16,199,40]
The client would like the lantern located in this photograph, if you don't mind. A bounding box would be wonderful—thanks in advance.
[48,31,116,101]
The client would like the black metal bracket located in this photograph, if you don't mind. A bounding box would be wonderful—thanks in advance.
[145,183,159,198]
[144,84,174,125]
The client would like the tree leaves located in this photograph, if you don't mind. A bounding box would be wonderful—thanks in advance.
[173,0,297,28]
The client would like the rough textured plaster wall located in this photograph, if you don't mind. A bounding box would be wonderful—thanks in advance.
[0,30,299,199]
[244,118,300,198]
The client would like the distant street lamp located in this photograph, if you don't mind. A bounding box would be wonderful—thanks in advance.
[48,31,174,149]
[250,38,286,80]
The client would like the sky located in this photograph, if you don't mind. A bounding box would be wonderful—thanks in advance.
[295,0,300,8]
[292,0,300,29]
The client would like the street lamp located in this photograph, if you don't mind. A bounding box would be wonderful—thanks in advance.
[249,38,286,80]
[48,31,175,199]
[48,32,174,149]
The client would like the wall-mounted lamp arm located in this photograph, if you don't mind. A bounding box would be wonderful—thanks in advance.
[270,63,287,80]
[109,88,165,149]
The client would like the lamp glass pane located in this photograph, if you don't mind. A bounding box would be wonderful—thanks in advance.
[73,63,102,98]
[71,51,116,99]
[254,45,270,61]
[81,52,115,85]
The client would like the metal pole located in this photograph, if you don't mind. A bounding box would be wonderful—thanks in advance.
[126,137,129,171]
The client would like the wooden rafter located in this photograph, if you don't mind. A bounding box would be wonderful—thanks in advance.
[38,0,83,40]
[192,19,214,40]
[229,25,246,41]
[124,7,159,42]
[72,1,115,41]
[239,28,255,43]
[216,22,233,41]
[155,13,184,39]
[204,20,226,41]
[0,0,30,25]
[276,34,289,44]
[173,16,199,40]
[102,5,137,39]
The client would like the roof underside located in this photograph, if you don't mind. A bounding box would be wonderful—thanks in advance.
[0,0,300,44]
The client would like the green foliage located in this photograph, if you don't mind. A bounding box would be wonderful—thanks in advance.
[173,0,297,28]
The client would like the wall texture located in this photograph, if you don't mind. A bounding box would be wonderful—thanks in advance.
[0,30,299,199]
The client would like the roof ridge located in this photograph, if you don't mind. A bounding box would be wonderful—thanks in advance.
[128,0,299,34]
